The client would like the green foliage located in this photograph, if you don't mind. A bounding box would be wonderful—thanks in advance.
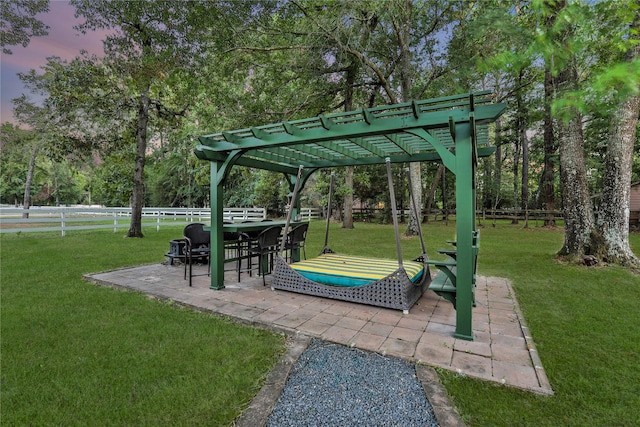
[3,0,638,258]
[147,142,209,207]
[0,0,49,54]
[32,158,86,205]
[90,149,135,206]
[253,170,290,216]
[0,123,86,206]
[0,123,30,204]
[224,167,259,207]
[528,0,640,117]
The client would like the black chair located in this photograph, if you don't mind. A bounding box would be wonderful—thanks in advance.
[224,221,248,282]
[284,222,308,263]
[247,225,283,286]
[183,223,210,287]
[239,219,273,274]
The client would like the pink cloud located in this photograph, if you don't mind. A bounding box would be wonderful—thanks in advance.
[1,1,106,124]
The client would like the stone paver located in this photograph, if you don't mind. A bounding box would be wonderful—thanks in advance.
[85,263,553,395]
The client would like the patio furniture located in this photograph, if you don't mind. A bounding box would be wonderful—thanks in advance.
[224,221,247,282]
[183,223,210,287]
[272,163,430,313]
[165,238,186,265]
[247,225,283,286]
[283,222,308,263]
[196,91,506,340]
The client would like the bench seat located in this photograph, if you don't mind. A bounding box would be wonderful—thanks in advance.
[272,254,430,313]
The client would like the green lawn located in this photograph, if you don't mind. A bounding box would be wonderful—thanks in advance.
[1,229,285,426]
[307,221,640,426]
[436,224,640,426]
[2,221,639,426]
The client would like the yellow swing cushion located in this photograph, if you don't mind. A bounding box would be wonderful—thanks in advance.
[290,253,424,287]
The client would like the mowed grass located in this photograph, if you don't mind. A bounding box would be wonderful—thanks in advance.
[1,228,285,426]
[436,225,640,426]
[2,221,639,426]
[306,220,640,426]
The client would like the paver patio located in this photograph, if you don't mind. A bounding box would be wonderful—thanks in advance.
[86,263,553,395]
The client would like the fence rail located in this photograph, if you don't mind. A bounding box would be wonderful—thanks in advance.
[350,207,566,222]
[0,206,321,236]
[3,205,637,235]
[478,209,564,222]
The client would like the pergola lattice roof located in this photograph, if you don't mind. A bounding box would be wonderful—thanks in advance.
[195,91,506,176]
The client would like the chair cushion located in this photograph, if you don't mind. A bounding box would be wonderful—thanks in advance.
[290,253,424,287]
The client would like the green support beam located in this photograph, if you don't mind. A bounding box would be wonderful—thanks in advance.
[452,122,475,340]
[210,161,225,290]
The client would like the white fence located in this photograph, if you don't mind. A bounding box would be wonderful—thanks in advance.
[0,206,321,236]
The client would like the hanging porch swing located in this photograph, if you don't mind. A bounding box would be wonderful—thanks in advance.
[271,160,430,313]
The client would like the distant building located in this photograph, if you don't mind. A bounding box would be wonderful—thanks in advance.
[631,182,640,228]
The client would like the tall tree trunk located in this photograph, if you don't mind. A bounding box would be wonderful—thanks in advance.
[54,172,60,206]
[407,163,422,232]
[591,11,640,267]
[482,156,492,210]
[519,71,530,216]
[541,67,557,226]
[556,61,594,259]
[512,105,521,224]
[339,6,381,230]
[424,164,444,222]
[493,117,503,211]
[342,63,356,229]
[22,145,39,219]
[393,0,422,236]
[343,166,354,229]
[127,86,150,238]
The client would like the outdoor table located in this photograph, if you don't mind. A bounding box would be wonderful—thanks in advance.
[222,220,305,234]
[206,220,307,289]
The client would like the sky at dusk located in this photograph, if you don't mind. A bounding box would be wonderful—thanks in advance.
[1,1,105,124]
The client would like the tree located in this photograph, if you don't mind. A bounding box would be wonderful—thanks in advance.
[540,63,558,225]
[535,0,640,264]
[287,0,452,231]
[0,123,33,206]
[90,148,135,207]
[64,0,234,237]
[446,1,540,219]
[551,1,595,258]
[10,93,51,216]
[1,0,49,54]
[592,7,640,267]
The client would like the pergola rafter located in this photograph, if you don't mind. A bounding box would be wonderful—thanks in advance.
[196,92,504,171]
[194,91,506,340]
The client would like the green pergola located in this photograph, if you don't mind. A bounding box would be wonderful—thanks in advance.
[195,91,506,340]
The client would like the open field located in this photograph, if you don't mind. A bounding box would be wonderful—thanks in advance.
[2,221,639,426]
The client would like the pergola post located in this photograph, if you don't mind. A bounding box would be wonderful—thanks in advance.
[284,170,308,262]
[286,172,301,221]
[209,161,225,290]
[454,122,474,340]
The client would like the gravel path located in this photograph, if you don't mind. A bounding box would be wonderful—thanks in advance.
[266,339,438,427]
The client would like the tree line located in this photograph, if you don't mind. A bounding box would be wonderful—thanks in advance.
[1,0,638,266]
